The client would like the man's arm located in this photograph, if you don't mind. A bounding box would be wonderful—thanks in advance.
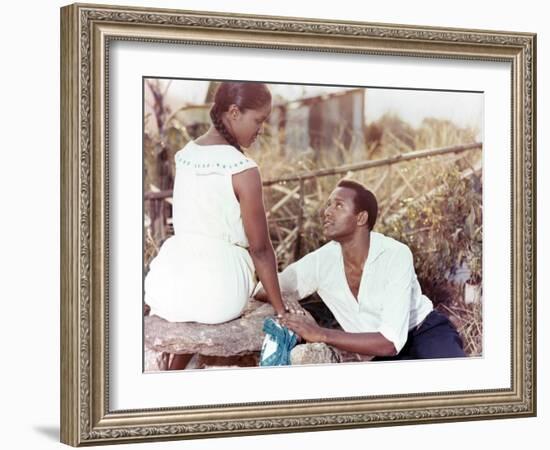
[281,314,397,357]
[253,253,319,314]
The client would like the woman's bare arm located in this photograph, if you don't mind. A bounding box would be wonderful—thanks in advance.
[233,168,286,316]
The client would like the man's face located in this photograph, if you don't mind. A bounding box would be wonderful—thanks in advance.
[322,187,361,241]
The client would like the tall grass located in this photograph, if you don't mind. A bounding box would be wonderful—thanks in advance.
[144,96,483,356]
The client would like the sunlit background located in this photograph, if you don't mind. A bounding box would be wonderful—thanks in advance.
[143,78,484,364]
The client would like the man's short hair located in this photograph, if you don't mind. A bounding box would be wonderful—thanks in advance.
[337,179,378,230]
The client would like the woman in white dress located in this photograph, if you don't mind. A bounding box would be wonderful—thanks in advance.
[144,82,288,368]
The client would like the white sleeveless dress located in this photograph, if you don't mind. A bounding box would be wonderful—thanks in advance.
[144,141,258,324]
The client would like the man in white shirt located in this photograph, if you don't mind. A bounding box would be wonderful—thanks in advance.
[256,179,465,360]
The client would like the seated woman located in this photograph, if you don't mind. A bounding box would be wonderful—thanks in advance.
[144,82,289,368]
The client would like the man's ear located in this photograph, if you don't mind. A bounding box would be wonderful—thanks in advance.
[357,210,369,227]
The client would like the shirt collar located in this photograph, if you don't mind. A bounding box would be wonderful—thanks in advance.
[332,232,385,274]
[364,232,385,273]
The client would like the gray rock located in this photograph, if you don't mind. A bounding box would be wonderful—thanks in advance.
[144,299,274,361]
[335,349,375,363]
[290,343,341,365]
[144,347,169,372]
[184,353,259,370]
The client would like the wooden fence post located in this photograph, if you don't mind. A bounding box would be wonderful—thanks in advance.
[294,178,305,260]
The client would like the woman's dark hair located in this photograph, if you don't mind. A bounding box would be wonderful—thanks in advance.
[209,82,272,152]
[337,179,378,230]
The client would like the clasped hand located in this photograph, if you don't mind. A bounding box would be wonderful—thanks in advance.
[279,312,326,343]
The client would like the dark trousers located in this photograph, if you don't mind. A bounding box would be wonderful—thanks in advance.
[375,310,465,361]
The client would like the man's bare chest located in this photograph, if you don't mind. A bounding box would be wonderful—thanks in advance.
[343,265,363,300]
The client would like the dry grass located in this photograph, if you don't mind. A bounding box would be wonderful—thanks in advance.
[144,91,484,357]
[438,301,483,357]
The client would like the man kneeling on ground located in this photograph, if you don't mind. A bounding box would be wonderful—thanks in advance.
[255,179,465,360]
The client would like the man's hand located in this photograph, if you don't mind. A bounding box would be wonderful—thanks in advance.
[280,313,326,343]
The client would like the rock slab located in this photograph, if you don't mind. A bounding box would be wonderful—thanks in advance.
[144,299,274,371]
[290,343,341,365]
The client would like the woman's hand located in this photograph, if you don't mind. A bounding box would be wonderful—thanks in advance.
[274,295,306,318]
[282,295,307,316]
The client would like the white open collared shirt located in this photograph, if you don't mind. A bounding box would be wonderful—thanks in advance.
[272,232,433,353]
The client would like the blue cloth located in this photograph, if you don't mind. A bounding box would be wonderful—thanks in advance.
[259,317,298,366]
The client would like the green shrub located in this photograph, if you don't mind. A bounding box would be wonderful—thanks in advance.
[378,166,482,306]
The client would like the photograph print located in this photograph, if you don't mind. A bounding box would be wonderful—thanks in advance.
[142,78,483,372]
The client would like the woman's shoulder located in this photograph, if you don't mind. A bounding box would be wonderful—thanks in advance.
[175,141,257,174]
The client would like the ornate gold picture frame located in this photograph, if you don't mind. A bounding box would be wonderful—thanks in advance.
[60,3,536,446]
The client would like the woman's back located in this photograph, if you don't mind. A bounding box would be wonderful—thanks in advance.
[144,141,258,324]
[172,141,257,247]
